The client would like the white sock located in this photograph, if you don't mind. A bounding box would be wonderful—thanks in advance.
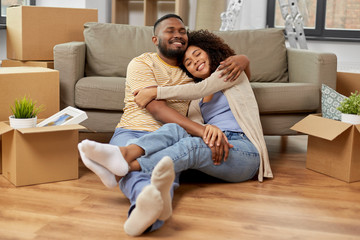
[80,139,129,176]
[78,143,118,188]
[151,156,175,221]
[123,185,163,236]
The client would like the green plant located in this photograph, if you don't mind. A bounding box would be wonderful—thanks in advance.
[10,96,45,119]
[337,91,360,115]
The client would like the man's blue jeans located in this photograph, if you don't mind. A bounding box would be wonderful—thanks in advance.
[109,127,177,232]
[128,123,260,182]
[109,123,260,233]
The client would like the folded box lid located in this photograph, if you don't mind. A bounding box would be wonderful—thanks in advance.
[291,114,354,141]
[0,122,86,135]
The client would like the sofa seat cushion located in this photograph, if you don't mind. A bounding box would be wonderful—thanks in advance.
[75,76,126,110]
[251,82,320,114]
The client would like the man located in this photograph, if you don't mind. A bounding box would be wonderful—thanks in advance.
[79,14,249,236]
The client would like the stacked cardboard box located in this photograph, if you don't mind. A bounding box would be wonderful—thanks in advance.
[5,5,98,65]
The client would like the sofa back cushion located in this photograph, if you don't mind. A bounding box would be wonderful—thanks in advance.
[84,23,288,83]
[214,28,288,83]
[84,22,156,77]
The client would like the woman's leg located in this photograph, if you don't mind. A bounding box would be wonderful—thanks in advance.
[80,123,191,174]
[138,132,260,183]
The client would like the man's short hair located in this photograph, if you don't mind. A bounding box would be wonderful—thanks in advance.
[153,14,184,34]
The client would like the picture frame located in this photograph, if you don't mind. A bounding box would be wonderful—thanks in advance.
[37,106,88,127]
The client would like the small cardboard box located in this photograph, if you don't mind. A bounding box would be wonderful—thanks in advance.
[0,122,86,186]
[2,59,54,69]
[0,67,59,122]
[336,72,360,97]
[6,6,98,60]
[291,114,360,183]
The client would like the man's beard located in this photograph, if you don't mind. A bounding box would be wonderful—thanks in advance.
[158,38,185,59]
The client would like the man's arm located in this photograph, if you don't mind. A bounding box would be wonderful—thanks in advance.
[146,100,204,137]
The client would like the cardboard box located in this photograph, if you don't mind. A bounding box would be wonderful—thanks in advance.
[6,6,98,60]
[291,114,360,183]
[0,122,86,186]
[0,67,59,122]
[2,59,54,69]
[336,72,360,97]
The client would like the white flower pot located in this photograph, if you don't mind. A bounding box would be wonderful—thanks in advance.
[9,115,37,129]
[341,113,360,125]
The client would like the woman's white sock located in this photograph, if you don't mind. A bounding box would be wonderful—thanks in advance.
[78,143,118,188]
[80,139,129,176]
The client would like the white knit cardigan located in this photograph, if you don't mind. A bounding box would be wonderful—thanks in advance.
[157,71,273,182]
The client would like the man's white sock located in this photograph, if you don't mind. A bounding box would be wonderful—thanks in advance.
[123,185,163,236]
[151,156,175,221]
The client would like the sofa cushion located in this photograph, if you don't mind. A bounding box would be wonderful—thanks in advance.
[251,82,319,113]
[321,84,346,120]
[214,28,288,83]
[84,22,156,77]
[75,76,126,110]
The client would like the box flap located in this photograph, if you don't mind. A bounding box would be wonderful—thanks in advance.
[291,115,352,141]
[17,124,86,134]
[355,124,360,133]
[0,122,14,135]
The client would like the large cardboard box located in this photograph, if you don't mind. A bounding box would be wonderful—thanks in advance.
[2,59,54,69]
[336,72,360,97]
[6,6,98,60]
[0,67,59,122]
[0,122,86,186]
[291,115,360,183]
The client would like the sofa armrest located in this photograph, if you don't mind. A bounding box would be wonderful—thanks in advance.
[287,48,337,89]
[54,41,86,109]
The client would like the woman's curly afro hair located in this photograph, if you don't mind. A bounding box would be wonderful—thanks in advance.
[180,29,235,82]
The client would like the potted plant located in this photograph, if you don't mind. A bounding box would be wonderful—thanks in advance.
[337,91,360,125]
[9,96,44,129]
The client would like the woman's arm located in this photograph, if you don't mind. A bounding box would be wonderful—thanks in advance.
[157,70,248,100]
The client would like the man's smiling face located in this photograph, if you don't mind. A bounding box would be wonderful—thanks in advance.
[153,17,188,60]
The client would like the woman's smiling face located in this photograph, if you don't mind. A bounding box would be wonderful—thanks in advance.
[183,45,211,79]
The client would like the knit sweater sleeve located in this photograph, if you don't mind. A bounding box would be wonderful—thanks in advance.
[157,70,247,100]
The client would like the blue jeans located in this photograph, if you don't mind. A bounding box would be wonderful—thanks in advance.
[128,123,260,183]
[109,127,179,233]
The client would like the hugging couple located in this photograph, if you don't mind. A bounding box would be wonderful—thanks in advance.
[78,13,272,236]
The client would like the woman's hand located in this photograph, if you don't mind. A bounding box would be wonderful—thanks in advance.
[217,54,250,82]
[134,86,158,108]
[203,125,233,165]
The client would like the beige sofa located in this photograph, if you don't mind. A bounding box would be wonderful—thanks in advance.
[54,22,337,135]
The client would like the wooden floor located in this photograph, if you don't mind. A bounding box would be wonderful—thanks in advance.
[1,135,360,240]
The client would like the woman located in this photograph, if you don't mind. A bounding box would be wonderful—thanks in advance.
[79,30,272,188]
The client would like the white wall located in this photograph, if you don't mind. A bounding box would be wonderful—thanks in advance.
[0,0,359,72]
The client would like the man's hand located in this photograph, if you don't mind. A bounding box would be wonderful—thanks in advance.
[203,125,233,165]
[134,86,158,108]
[218,55,250,82]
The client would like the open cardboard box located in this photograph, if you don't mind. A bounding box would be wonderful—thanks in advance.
[291,114,360,183]
[0,122,86,186]
[336,72,360,97]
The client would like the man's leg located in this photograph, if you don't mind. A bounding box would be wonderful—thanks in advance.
[109,128,179,235]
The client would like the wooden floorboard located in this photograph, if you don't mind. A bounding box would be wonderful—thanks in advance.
[1,135,360,239]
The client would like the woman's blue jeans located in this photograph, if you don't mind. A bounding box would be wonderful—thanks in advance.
[128,123,260,183]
